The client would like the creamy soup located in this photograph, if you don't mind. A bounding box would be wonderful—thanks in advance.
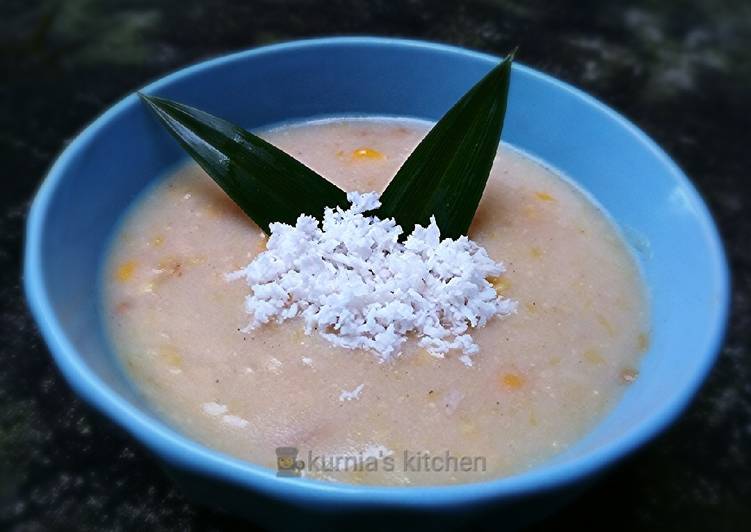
[104,118,648,485]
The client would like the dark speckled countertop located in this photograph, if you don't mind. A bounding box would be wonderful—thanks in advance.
[1,1,749,530]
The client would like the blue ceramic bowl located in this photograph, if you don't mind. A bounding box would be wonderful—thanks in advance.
[24,37,729,530]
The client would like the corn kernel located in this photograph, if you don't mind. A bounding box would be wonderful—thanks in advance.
[156,257,183,277]
[292,328,305,343]
[583,348,605,365]
[460,417,477,435]
[159,345,182,367]
[412,349,438,367]
[352,147,384,160]
[596,313,615,336]
[499,372,525,390]
[487,275,510,294]
[351,470,367,483]
[637,332,649,352]
[203,204,221,219]
[523,204,538,219]
[621,367,639,383]
[115,260,136,282]
[535,191,556,202]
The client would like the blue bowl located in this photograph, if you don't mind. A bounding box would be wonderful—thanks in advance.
[24,37,729,529]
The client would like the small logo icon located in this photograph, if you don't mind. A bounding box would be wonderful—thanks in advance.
[275,447,301,477]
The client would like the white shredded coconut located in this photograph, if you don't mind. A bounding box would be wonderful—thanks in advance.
[458,354,474,368]
[443,389,465,415]
[339,383,365,402]
[222,414,249,428]
[202,402,228,416]
[228,192,517,363]
[301,356,313,366]
[362,444,394,459]
[267,357,282,373]
[203,403,249,428]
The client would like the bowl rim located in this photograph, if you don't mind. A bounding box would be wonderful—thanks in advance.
[24,36,730,508]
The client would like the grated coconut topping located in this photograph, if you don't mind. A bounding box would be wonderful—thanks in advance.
[227,192,517,365]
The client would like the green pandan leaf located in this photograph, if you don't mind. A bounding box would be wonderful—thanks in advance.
[139,94,348,234]
[140,49,514,238]
[376,51,514,238]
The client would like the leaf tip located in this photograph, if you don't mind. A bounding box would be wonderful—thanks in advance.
[137,92,158,111]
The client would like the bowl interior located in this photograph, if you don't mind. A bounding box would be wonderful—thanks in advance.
[26,39,728,495]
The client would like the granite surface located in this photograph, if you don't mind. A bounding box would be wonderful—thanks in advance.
[1,0,749,530]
